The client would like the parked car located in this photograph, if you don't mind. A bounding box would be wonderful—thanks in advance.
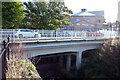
[14,29,40,38]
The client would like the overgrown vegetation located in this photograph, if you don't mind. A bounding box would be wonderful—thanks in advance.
[6,41,42,79]
[77,38,120,78]
[6,59,41,78]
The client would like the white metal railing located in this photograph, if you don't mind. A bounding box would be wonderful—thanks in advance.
[0,29,118,43]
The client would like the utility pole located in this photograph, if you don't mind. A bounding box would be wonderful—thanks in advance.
[118,21,120,37]
[116,21,120,37]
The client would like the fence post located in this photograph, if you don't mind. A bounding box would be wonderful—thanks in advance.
[2,40,6,79]
[7,37,10,60]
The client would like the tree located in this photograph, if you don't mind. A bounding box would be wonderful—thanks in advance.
[2,1,25,29]
[23,1,73,30]
[47,2,73,29]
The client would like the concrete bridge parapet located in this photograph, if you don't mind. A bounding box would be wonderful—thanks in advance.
[19,40,103,70]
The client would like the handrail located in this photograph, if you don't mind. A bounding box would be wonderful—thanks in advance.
[0,42,9,58]
[0,29,118,43]
[0,37,10,79]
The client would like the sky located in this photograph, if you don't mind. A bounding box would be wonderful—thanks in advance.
[64,0,120,23]
[21,0,120,23]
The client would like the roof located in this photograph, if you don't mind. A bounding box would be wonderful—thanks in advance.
[78,12,95,16]
[72,10,104,17]
[89,11,104,16]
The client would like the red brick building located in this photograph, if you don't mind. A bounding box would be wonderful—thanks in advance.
[63,9,105,31]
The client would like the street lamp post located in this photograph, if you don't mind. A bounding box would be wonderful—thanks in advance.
[118,21,119,37]
[116,21,120,38]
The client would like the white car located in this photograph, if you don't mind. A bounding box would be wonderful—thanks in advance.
[14,29,40,38]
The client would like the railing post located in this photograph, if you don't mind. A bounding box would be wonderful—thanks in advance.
[2,40,6,79]
[7,37,10,60]
[55,30,57,41]
[75,32,77,38]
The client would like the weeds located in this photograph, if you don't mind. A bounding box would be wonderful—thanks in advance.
[6,41,42,79]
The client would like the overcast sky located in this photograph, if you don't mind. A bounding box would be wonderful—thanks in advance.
[21,0,120,23]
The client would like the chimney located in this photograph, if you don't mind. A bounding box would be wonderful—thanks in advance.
[81,9,87,12]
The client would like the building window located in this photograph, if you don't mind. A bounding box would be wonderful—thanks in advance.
[98,20,101,23]
[69,27,74,30]
[83,17,89,20]
[63,26,67,30]
[76,23,80,25]
[76,19,80,21]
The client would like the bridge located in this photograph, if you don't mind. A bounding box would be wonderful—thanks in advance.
[23,40,104,70]
[0,29,118,79]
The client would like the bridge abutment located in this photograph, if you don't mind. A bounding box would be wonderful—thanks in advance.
[66,54,71,71]
[76,51,82,70]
